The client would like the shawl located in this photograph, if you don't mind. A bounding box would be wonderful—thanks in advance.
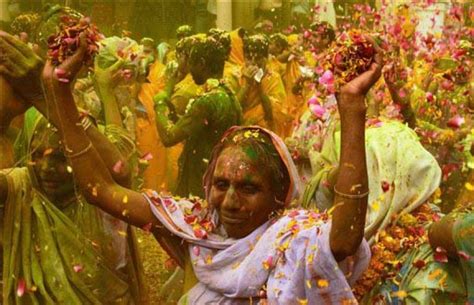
[145,126,370,304]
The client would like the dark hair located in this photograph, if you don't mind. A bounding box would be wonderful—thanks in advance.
[176,25,194,40]
[243,34,270,59]
[188,35,228,76]
[175,35,196,58]
[207,28,231,59]
[210,128,290,204]
[270,33,288,49]
[309,21,335,42]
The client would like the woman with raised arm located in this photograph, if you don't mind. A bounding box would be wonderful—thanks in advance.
[3,30,382,303]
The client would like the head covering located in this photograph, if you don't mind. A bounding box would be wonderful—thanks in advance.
[95,36,147,78]
[145,127,368,305]
[203,126,300,207]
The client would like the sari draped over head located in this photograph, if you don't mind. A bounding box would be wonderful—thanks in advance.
[3,109,145,304]
[301,120,441,243]
[145,126,370,304]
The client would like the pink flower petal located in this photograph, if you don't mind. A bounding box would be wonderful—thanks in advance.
[113,160,124,173]
[192,246,200,256]
[457,251,471,261]
[17,278,25,297]
[58,78,70,83]
[73,264,83,273]
[425,92,434,102]
[447,115,465,129]
[55,68,67,78]
[140,152,153,161]
[318,70,334,86]
[307,96,319,105]
[434,246,448,263]
[309,104,326,119]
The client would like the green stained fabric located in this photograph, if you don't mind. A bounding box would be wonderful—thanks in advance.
[453,211,474,303]
[174,82,242,197]
[3,111,146,304]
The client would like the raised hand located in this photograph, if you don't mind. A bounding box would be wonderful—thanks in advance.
[0,31,44,102]
[337,36,383,109]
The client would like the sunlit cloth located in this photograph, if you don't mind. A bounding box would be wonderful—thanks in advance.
[360,206,472,305]
[240,70,292,137]
[145,126,369,304]
[301,121,441,242]
[137,60,169,191]
[453,211,474,303]
[229,29,245,67]
[3,111,145,304]
[172,74,201,116]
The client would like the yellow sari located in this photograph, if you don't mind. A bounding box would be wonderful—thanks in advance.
[137,61,169,191]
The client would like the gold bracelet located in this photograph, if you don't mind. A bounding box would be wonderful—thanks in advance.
[81,116,93,131]
[334,186,369,199]
[65,142,93,159]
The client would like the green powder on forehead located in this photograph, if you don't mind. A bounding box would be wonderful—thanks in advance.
[243,146,258,161]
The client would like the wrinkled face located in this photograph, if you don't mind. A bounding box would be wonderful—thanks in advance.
[209,146,278,239]
[30,129,75,204]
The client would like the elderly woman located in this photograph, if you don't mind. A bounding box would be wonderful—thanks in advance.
[2,28,382,303]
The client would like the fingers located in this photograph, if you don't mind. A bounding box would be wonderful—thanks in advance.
[0,31,34,57]
[0,37,23,62]
[109,58,125,72]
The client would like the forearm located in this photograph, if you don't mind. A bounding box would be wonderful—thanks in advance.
[85,125,132,187]
[97,85,123,126]
[155,109,181,147]
[330,96,368,261]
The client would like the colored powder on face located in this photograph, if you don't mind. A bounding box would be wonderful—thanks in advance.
[243,146,258,161]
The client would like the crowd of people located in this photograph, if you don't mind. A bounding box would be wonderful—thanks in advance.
[0,2,472,304]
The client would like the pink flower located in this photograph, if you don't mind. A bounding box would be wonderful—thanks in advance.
[309,104,327,119]
[425,92,435,102]
[447,115,465,129]
[303,30,311,39]
[307,96,319,105]
[318,70,334,87]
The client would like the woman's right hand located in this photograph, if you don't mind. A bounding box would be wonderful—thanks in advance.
[94,58,125,90]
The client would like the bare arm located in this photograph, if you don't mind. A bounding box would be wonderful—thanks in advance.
[0,32,130,187]
[154,95,208,147]
[330,43,382,261]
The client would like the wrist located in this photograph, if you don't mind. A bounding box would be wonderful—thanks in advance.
[337,94,367,115]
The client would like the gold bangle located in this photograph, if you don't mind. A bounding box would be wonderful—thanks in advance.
[81,116,93,131]
[334,186,369,199]
[65,142,93,159]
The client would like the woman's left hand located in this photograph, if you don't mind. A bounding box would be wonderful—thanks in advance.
[42,33,88,86]
[337,36,383,112]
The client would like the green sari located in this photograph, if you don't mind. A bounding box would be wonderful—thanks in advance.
[3,110,146,304]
